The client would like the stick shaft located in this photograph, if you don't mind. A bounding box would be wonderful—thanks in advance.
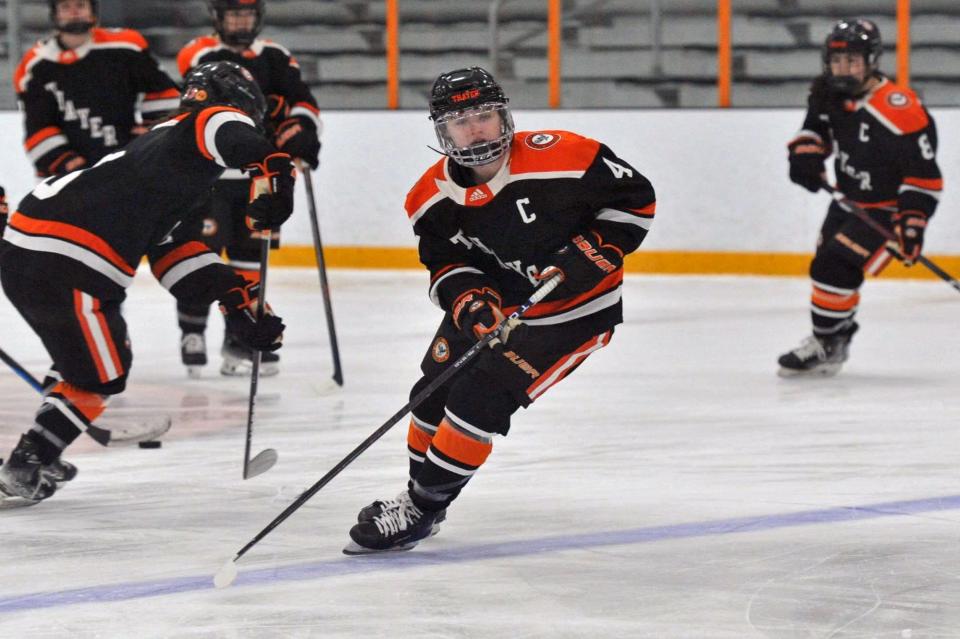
[0,347,44,393]
[232,273,563,560]
[243,234,272,479]
[302,166,344,386]
[824,184,960,293]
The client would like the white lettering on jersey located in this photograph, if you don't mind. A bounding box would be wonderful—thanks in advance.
[919,133,935,160]
[859,123,870,142]
[516,198,537,223]
[32,150,126,200]
[838,151,872,191]
[602,157,633,178]
[43,81,120,147]
[448,229,541,286]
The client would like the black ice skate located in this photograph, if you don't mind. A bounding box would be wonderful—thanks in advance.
[344,490,437,555]
[43,457,78,484]
[181,332,207,379]
[0,436,57,503]
[220,333,279,377]
[358,495,446,538]
[778,323,858,377]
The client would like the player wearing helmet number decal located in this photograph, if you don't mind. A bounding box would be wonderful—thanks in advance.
[341,67,657,555]
[779,19,943,377]
[0,62,292,505]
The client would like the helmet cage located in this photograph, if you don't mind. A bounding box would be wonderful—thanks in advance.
[433,102,514,167]
[209,0,264,47]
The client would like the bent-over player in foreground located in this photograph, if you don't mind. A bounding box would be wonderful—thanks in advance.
[780,18,942,377]
[343,67,656,554]
[0,61,294,504]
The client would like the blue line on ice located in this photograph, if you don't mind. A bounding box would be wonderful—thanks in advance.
[2,493,958,614]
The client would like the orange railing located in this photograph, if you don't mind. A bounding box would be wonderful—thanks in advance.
[383,1,916,109]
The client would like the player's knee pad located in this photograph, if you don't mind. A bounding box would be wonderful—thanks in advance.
[810,246,864,291]
[445,366,519,437]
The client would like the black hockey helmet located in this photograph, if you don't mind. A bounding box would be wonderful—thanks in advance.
[822,18,882,94]
[209,0,265,47]
[429,67,515,167]
[49,0,99,34]
[180,61,267,128]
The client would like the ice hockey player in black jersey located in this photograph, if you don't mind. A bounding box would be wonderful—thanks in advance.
[0,61,294,504]
[779,18,942,377]
[342,67,657,554]
[14,0,180,177]
[173,0,322,378]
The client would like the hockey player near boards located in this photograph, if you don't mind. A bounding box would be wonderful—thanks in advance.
[343,67,657,554]
[779,18,942,377]
[0,187,8,236]
[14,0,180,177]
[173,0,322,378]
[0,61,293,503]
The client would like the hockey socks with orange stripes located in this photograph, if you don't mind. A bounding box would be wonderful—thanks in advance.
[28,382,106,463]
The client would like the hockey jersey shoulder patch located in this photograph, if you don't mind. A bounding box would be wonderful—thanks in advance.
[91,28,149,51]
[509,130,600,177]
[405,159,447,226]
[865,83,929,135]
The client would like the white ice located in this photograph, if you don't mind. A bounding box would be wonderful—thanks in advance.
[1,268,959,638]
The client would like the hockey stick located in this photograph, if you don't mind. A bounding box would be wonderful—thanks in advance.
[213,272,564,587]
[242,232,280,480]
[299,163,343,386]
[0,346,44,393]
[823,183,960,293]
[0,346,168,446]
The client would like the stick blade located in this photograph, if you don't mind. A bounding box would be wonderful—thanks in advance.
[244,448,278,479]
[213,559,238,589]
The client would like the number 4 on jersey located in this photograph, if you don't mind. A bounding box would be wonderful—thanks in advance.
[602,157,633,178]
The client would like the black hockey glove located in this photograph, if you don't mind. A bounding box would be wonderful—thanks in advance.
[787,136,828,193]
[219,281,285,352]
[539,232,623,295]
[245,153,296,231]
[49,150,87,176]
[274,117,320,170]
[452,288,509,342]
[892,209,928,266]
[265,94,290,133]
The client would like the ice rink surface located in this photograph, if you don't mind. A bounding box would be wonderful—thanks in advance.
[0,268,958,638]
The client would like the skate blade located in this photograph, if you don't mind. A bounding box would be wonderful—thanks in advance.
[220,360,279,377]
[244,449,279,479]
[777,363,842,378]
[342,539,419,556]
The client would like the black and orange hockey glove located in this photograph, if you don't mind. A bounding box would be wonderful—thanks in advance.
[539,231,623,295]
[245,152,296,231]
[892,209,928,266]
[48,150,87,176]
[452,288,507,341]
[274,117,320,169]
[787,135,828,193]
[219,281,285,352]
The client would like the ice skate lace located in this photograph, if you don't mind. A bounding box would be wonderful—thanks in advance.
[373,495,423,536]
[792,336,826,361]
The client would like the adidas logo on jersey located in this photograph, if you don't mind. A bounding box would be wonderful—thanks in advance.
[468,188,488,202]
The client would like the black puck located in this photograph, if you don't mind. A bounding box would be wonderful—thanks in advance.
[138,441,162,449]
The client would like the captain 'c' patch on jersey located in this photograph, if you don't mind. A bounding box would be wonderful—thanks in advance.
[524,132,561,150]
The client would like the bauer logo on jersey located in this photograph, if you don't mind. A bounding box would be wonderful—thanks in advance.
[524,132,561,150]
[431,337,450,363]
[886,92,911,109]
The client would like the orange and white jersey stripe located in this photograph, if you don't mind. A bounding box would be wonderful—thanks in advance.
[151,241,226,292]
[24,126,69,164]
[195,106,257,167]
[526,331,612,401]
[4,211,136,288]
[73,290,125,383]
[899,176,943,201]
